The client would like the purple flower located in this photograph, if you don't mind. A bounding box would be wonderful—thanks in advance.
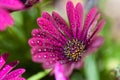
[0,53,26,80]
[0,0,40,31]
[28,0,105,78]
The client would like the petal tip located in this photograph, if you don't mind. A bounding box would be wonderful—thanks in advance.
[1,53,9,61]
[9,60,19,67]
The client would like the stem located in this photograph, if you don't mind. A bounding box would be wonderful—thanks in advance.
[84,55,100,80]
[27,69,51,80]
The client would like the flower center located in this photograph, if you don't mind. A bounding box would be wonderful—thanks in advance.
[63,39,85,62]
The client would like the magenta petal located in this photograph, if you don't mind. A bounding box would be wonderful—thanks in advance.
[52,11,73,39]
[85,36,104,56]
[54,63,69,80]
[52,61,83,77]
[2,69,25,80]
[53,60,83,78]
[15,77,26,80]
[66,1,76,38]
[31,28,51,38]
[28,38,43,47]
[42,12,67,39]
[42,12,51,20]
[81,7,98,40]
[0,9,14,31]
[32,52,62,68]
[37,17,67,43]
[0,61,19,79]
[74,60,84,69]
[75,2,84,39]
[31,28,41,37]
[42,11,71,40]
[86,14,101,40]
[0,0,24,10]
[37,18,59,36]
[90,20,106,39]
[16,77,26,80]
[0,53,8,69]
[3,77,26,80]
[29,37,62,48]
[30,44,62,56]
[31,29,63,47]
[32,52,49,63]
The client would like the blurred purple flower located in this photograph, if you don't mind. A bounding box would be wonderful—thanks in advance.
[0,53,26,80]
[28,0,105,79]
[0,0,40,31]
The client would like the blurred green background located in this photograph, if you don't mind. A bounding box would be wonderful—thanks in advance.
[0,0,120,80]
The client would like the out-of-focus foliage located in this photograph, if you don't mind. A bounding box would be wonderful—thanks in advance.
[0,0,120,80]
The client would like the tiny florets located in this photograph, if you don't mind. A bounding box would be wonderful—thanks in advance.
[63,39,85,62]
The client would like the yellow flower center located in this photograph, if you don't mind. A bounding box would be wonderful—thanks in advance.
[64,39,85,62]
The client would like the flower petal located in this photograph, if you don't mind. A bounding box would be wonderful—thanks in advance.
[3,77,26,80]
[0,61,19,79]
[32,52,63,68]
[74,60,84,69]
[42,11,70,42]
[75,2,84,39]
[66,1,76,38]
[42,11,51,20]
[52,11,73,39]
[90,19,106,40]
[29,37,63,49]
[61,60,83,77]
[2,69,25,80]
[42,11,71,40]
[0,0,24,10]
[30,29,63,47]
[24,0,39,7]
[37,17,67,44]
[28,38,43,47]
[81,7,98,41]
[15,77,26,80]
[86,13,101,41]
[85,36,104,56]
[31,28,52,38]
[0,53,8,69]
[0,9,14,31]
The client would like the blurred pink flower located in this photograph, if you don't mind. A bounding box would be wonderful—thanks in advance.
[0,0,40,31]
[28,0,105,79]
[0,8,14,31]
[0,53,26,80]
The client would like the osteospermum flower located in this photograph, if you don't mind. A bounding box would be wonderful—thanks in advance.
[0,0,40,31]
[28,0,105,79]
[0,53,26,80]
